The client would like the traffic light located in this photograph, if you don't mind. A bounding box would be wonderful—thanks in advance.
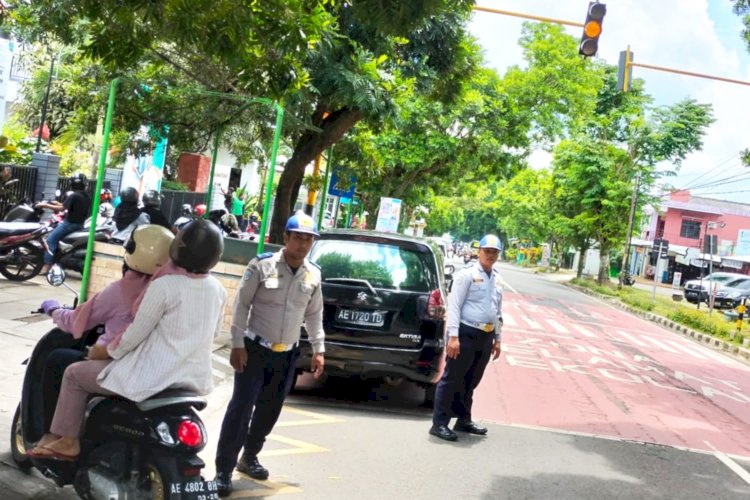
[579,2,607,57]
[617,48,634,92]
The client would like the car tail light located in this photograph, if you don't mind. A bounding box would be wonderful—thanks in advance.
[177,420,203,447]
[427,289,445,319]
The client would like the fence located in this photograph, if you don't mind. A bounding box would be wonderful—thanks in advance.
[0,164,38,220]
[161,190,207,225]
[56,178,112,202]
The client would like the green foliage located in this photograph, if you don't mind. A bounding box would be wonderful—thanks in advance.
[315,252,392,288]
[619,289,655,311]
[161,179,189,191]
[667,309,734,339]
[570,277,618,297]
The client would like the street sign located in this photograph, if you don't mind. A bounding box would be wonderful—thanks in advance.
[328,169,357,198]
[653,238,669,257]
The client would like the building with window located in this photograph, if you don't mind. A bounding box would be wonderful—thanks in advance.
[638,190,750,284]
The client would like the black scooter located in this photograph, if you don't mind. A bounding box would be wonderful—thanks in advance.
[9,267,219,499]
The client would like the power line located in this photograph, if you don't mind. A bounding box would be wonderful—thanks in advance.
[682,153,740,189]
[686,169,750,191]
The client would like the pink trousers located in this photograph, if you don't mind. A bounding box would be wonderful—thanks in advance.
[50,360,116,439]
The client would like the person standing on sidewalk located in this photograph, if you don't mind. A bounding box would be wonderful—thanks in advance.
[214,212,325,497]
[430,234,503,442]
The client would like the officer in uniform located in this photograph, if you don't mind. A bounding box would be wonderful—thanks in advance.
[430,234,503,442]
[214,212,325,496]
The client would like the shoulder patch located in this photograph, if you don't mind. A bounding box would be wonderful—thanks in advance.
[256,252,273,260]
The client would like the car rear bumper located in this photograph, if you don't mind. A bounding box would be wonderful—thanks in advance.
[296,338,445,385]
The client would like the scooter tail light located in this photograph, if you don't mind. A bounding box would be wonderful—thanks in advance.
[177,420,204,447]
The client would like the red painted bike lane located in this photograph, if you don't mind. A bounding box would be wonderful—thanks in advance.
[472,291,750,458]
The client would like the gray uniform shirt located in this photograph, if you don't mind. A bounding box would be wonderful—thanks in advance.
[231,249,325,353]
[446,262,503,341]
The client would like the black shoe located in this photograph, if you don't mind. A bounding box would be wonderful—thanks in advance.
[454,420,488,435]
[214,472,233,498]
[237,455,270,480]
[429,424,458,442]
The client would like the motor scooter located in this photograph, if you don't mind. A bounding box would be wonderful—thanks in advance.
[0,221,51,281]
[9,266,219,499]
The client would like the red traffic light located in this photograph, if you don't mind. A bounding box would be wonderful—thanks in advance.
[579,2,606,57]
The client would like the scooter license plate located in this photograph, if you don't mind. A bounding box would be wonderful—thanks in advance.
[169,479,219,499]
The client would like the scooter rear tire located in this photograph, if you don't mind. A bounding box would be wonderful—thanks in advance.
[0,243,44,281]
[10,403,33,470]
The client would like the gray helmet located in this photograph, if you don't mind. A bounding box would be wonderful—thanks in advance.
[142,189,162,208]
[170,218,224,273]
[119,187,139,204]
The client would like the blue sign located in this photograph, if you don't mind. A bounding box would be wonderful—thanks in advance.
[328,169,357,198]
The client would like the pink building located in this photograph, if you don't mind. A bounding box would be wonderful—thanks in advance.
[640,190,750,282]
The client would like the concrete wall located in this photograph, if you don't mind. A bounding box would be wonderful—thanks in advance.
[88,242,250,334]
[30,153,60,201]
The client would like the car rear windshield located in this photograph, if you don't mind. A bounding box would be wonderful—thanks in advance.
[310,239,438,292]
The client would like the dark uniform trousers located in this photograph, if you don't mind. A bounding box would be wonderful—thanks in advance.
[215,337,299,474]
[433,323,494,426]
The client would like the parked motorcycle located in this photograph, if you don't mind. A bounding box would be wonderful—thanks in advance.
[620,271,636,286]
[0,221,51,281]
[10,266,218,499]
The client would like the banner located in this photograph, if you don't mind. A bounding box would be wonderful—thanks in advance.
[375,197,401,233]
[121,125,168,195]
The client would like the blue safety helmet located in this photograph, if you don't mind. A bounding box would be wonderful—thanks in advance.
[479,234,501,251]
[285,212,319,237]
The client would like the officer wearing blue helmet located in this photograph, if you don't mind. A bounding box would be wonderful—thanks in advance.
[214,211,324,496]
[430,234,503,442]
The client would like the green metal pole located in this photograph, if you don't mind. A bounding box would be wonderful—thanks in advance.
[317,145,334,229]
[205,124,223,218]
[80,77,119,303]
[346,196,352,228]
[257,103,285,253]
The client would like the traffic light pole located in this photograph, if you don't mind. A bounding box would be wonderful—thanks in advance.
[472,5,583,28]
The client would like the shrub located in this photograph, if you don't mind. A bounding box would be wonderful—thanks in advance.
[161,179,189,191]
[667,309,734,339]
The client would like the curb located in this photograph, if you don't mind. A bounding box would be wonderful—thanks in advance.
[565,282,750,365]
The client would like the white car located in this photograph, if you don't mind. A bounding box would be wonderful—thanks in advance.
[683,272,750,304]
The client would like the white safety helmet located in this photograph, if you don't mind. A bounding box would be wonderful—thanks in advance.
[123,225,175,275]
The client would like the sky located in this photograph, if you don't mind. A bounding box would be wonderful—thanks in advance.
[469,0,750,203]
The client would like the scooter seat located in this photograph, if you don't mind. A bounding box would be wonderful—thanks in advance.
[0,222,44,238]
[135,389,207,412]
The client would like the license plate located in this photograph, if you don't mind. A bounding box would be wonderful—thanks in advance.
[336,308,386,327]
[169,479,219,499]
[685,291,698,297]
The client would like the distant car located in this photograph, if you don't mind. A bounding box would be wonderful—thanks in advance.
[683,272,749,304]
[296,229,452,397]
[711,278,750,309]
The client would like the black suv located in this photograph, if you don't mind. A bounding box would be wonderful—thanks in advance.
[297,229,450,392]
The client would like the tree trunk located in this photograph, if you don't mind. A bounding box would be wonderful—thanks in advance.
[270,107,362,243]
[597,248,610,285]
[576,245,588,279]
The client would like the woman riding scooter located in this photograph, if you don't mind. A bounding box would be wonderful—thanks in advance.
[28,218,226,461]
[35,225,174,440]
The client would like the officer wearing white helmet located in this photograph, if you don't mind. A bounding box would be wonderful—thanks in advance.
[430,234,503,442]
[214,211,325,496]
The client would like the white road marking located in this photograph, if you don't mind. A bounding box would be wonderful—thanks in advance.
[546,318,569,334]
[521,315,543,330]
[571,323,597,338]
[613,329,649,347]
[705,440,750,485]
[642,336,679,353]
[502,312,517,327]
[664,340,709,360]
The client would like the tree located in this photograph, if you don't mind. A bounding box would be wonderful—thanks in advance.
[8,0,477,242]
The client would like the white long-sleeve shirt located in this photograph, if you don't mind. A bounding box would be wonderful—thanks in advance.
[98,274,227,401]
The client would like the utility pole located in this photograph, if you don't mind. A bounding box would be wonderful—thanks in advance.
[35,51,56,153]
